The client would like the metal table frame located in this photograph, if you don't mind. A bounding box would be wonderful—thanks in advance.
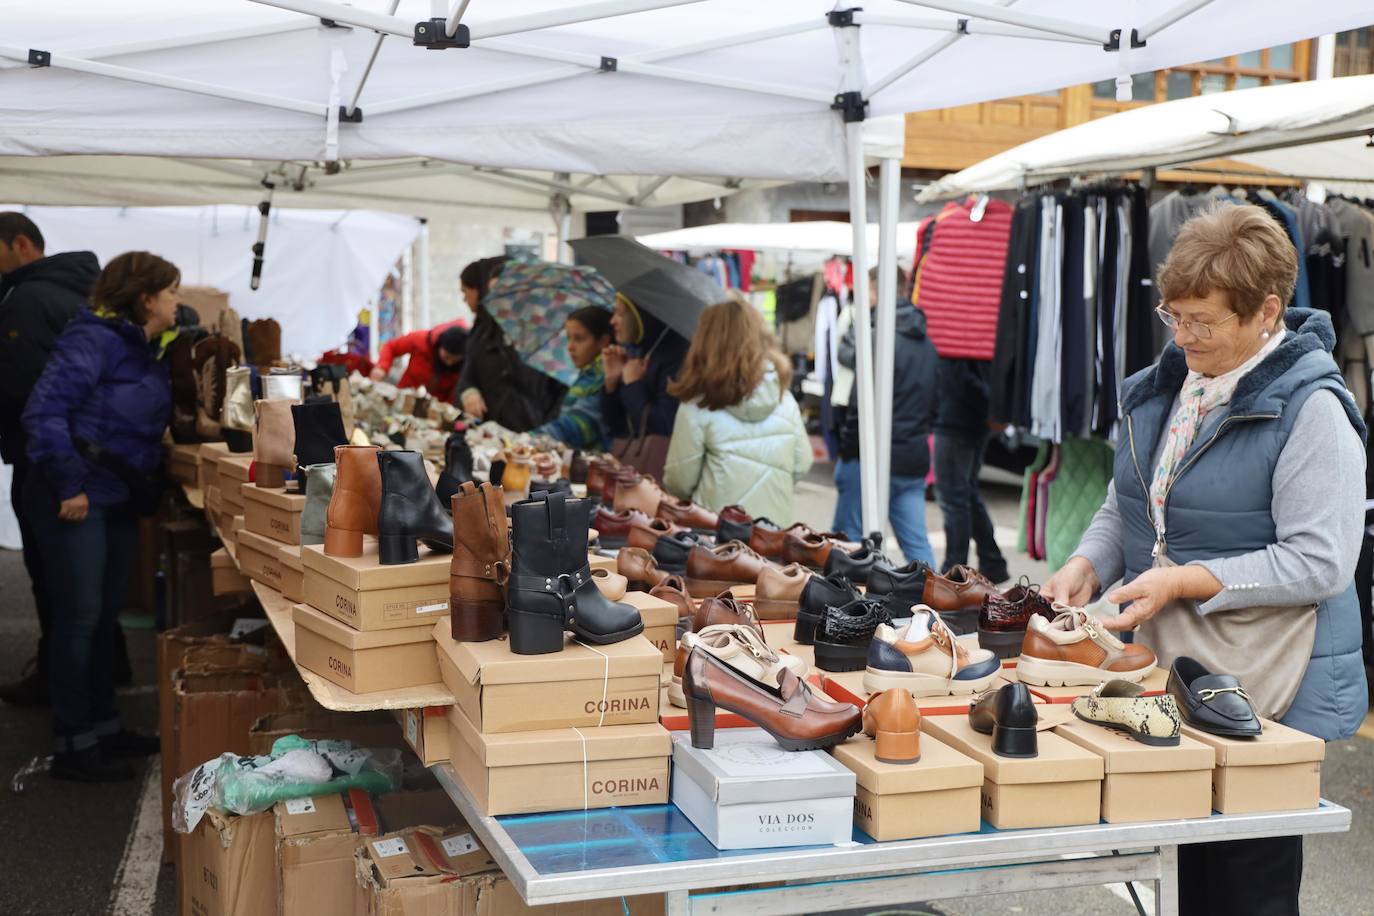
[431,764,1350,916]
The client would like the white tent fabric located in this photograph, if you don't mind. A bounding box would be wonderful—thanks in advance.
[9,205,422,357]
[919,74,1374,200]
[638,220,923,259]
[3,2,1371,182]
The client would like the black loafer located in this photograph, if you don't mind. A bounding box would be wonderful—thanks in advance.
[968,683,1038,758]
[1166,656,1262,738]
[823,543,892,586]
[867,559,930,604]
[794,573,862,645]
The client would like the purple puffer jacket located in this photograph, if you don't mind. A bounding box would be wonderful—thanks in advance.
[23,309,172,506]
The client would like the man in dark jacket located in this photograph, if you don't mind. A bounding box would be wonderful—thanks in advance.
[832,270,938,567]
[933,357,1009,583]
[0,213,101,706]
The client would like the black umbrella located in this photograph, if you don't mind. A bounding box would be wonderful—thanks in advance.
[568,235,725,339]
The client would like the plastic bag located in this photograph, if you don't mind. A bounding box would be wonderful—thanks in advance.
[172,735,401,833]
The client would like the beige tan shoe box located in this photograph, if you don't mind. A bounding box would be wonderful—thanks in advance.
[219,455,252,509]
[435,624,661,733]
[831,734,983,841]
[1054,720,1214,823]
[1182,719,1325,814]
[923,714,1103,829]
[292,603,441,694]
[243,484,306,545]
[393,706,451,767]
[619,591,679,664]
[198,441,230,492]
[277,544,305,604]
[211,547,252,596]
[238,529,289,593]
[302,544,450,631]
[447,703,670,816]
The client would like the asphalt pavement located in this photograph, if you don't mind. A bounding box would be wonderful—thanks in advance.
[0,467,1369,915]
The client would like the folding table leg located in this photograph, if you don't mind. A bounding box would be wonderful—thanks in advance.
[1155,844,1179,916]
[665,889,692,916]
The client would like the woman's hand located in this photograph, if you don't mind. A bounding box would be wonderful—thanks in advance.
[621,356,647,386]
[1040,556,1099,607]
[602,345,626,390]
[369,367,386,382]
[1104,567,1180,631]
[59,493,89,522]
[461,390,488,419]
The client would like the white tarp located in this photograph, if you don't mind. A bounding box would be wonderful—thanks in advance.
[638,220,924,260]
[9,205,422,357]
[3,1,1371,181]
[919,74,1374,200]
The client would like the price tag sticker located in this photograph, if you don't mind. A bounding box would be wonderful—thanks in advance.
[284,797,316,815]
[442,833,479,858]
[416,602,449,615]
[373,838,410,858]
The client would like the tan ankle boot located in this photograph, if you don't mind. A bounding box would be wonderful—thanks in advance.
[324,445,382,556]
[253,399,296,488]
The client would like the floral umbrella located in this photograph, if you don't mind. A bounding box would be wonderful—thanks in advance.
[483,259,616,386]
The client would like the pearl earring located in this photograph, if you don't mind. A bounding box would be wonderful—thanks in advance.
[1261,330,1271,340]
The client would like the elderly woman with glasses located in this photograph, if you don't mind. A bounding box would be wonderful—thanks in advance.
[1043,204,1366,916]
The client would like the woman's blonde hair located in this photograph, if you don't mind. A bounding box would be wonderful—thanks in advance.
[669,291,791,410]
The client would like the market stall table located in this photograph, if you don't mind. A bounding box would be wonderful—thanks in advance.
[430,763,1349,916]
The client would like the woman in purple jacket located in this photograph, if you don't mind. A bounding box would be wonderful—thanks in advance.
[22,251,179,782]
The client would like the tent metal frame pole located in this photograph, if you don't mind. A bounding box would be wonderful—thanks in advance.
[445,0,473,38]
[625,19,825,63]
[346,0,403,117]
[874,157,901,529]
[894,0,1108,44]
[0,19,320,70]
[417,219,432,329]
[864,0,1022,101]
[633,175,672,206]
[858,13,1100,44]
[0,45,320,116]
[248,0,412,38]
[475,0,707,41]
[1138,0,1217,41]
[368,65,586,114]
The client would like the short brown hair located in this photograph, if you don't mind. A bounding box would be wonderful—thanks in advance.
[668,292,791,410]
[91,251,180,324]
[1157,203,1296,319]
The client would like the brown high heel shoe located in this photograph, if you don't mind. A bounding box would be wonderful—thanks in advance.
[681,648,861,751]
[862,689,922,764]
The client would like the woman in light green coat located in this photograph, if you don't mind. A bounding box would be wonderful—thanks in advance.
[663,293,813,524]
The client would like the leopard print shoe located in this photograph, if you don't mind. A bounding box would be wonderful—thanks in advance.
[1070,679,1182,746]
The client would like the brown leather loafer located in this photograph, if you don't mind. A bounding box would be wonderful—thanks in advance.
[754,563,811,620]
[923,565,1001,613]
[613,469,664,517]
[650,575,695,629]
[618,547,670,590]
[627,516,685,552]
[862,688,921,764]
[686,541,772,598]
[591,507,651,549]
[682,648,861,751]
[656,497,719,533]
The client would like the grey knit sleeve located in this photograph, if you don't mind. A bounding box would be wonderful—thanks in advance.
[1070,479,1127,590]
[1193,389,1366,614]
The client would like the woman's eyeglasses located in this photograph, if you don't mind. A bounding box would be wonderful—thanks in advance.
[1155,306,1238,340]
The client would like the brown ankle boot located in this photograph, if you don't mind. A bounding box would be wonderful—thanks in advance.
[246,318,282,367]
[324,444,382,556]
[253,399,296,488]
[449,481,509,642]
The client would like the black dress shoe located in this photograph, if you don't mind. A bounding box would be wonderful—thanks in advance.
[794,574,862,645]
[377,450,454,565]
[99,729,160,758]
[969,683,1039,758]
[51,746,135,783]
[716,506,753,545]
[813,597,904,672]
[867,559,931,604]
[823,543,892,585]
[653,530,708,576]
[1166,656,1262,737]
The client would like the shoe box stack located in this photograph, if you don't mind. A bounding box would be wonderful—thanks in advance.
[238,480,307,601]
[1183,719,1325,814]
[217,453,253,547]
[435,624,671,817]
[292,543,449,695]
[167,442,201,487]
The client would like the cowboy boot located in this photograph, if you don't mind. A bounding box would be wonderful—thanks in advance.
[377,450,454,566]
[324,445,382,557]
[449,481,509,642]
[194,335,239,441]
[300,463,336,546]
[167,332,203,443]
[506,492,643,655]
[291,401,348,486]
[253,399,296,488]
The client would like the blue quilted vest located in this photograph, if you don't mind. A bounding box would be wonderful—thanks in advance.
[1115,309,1368,741]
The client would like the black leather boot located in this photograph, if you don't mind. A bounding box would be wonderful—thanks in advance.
[377,450,454,565]
[435,430,475,508]
[292,401,348,488]
[507,492,643,655]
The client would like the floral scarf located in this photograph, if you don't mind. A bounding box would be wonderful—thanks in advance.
[1149,329,1285,539]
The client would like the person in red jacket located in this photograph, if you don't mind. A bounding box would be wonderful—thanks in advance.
[369,320,469,401]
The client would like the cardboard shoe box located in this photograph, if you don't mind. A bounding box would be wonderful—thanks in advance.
[395,706,452,766]
[277,544,305,603]
[219,455,253,510]
[671,728,856,850]
[923,714,1104,830]
[1054,720,1214,823]
[619,591,681,664]
[1182,719,1325,814]
[212,546,252,596]
[435,625,661,733]
[244,483,307,545]
[293,603,442,694]
[448,704,671,816]
[239,529,288,592]
[199,441,231,492]
[831,733,983,841]
[302,544,451,631]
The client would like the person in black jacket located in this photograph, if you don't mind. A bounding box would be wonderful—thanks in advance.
[933,357,1009,583]
[0,212,104,707]
[602,292,689,477]
[832,269,938,566]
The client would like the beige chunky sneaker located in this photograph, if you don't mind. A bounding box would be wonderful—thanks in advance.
[862,607,1001,697]
[1017,608,1156,687]
[668,624,805,708]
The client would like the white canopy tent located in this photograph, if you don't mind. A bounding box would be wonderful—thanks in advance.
[918,74,1374,200]
[6,1,1372,534]
[638,221,924,261]
[7,204,423,357]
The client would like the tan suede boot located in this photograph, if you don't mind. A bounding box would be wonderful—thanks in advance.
[253,399,296,488]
